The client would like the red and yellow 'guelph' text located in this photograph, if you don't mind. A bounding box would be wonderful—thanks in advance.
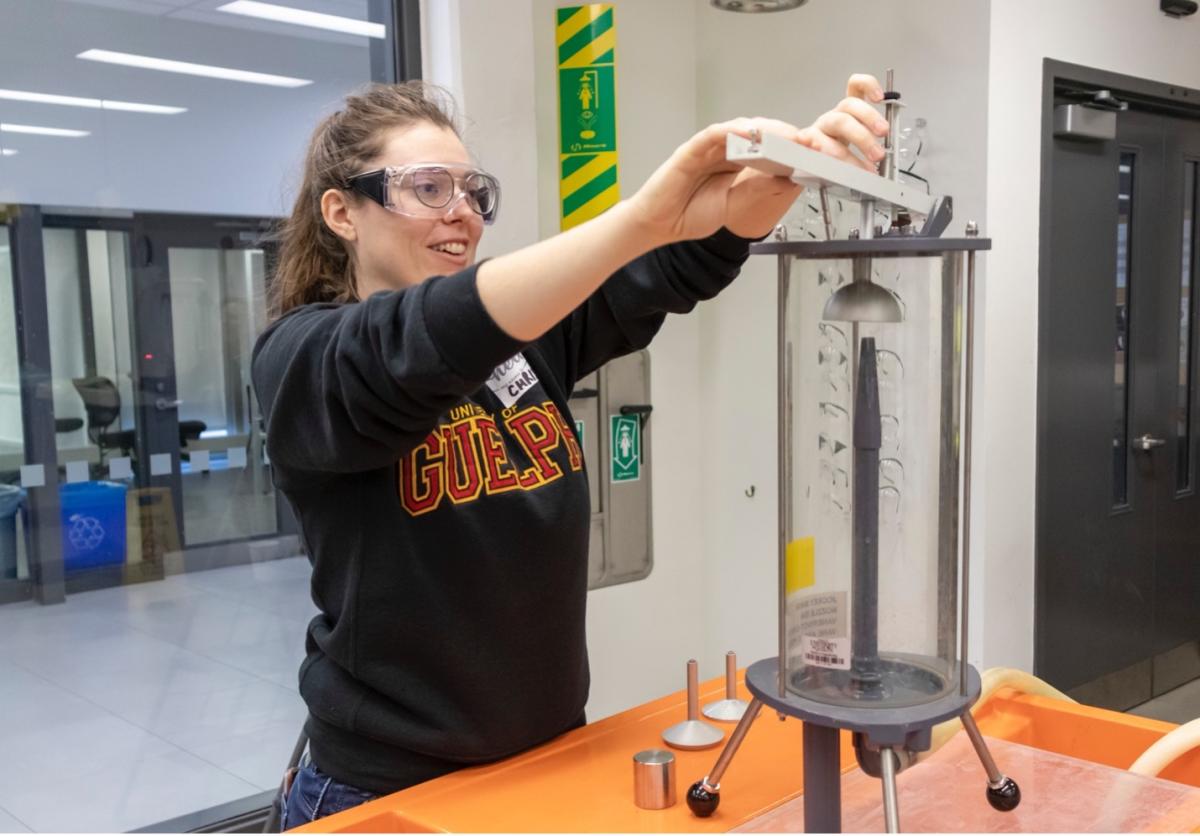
[399,400,584,516]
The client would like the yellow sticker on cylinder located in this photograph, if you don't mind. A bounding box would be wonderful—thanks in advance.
[785,536,815,594]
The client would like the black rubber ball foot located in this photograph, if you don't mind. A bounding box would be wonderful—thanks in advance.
[687,781,720,817]
[986,776,1021,812]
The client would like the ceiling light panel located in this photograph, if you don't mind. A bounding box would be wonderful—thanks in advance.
[0,123,91,137]
[216,1,385,38]
[0,88,185,114]
[76,49,312,87]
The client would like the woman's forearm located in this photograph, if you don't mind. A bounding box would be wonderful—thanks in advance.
[475,200,663,342]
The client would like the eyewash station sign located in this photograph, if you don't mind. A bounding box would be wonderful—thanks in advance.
[610,414,639,483]
[556,4,618,230]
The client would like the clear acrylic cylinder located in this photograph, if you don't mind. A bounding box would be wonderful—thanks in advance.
[779,245,967,711]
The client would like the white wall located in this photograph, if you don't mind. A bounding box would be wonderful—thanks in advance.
[169,248,229,432]
[0,241,21,448]
[430,0,710,720]
[534,0,711,720]
[427,0,1200,719]
[693,0,991,671]
[43,228,91,450]
[447,0,995,717]
[982,0,1200,671]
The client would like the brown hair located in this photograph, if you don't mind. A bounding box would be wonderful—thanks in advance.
[268,82,460,319]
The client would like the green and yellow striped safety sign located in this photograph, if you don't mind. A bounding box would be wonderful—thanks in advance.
[556,4,618,231]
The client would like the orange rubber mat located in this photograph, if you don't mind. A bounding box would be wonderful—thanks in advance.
[735,736,1200,832]
[293,677,1200,832]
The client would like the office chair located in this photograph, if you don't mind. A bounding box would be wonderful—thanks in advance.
[72,376,135,464]
[72,376,208,464]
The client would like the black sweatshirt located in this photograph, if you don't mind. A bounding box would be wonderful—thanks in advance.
[251,228,754,794]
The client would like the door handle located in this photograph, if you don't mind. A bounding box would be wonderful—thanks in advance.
[619,404,653,465]
[155,398,181,411]
[619,403,653,432]
[1131,434,1166,451]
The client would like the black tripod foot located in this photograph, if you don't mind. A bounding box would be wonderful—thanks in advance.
[686,780,720,817]
[986,776,1021,812]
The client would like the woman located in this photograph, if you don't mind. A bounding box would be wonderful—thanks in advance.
[255,74,889,828]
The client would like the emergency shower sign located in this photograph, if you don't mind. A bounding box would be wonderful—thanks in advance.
[556,4,618,230]
[610,414,640,483]
[559,66,615,153]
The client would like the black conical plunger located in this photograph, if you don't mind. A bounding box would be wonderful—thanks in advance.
[851,337,883,696]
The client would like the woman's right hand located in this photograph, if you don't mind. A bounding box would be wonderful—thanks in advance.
[627,74,891,245]
[625,117,777,245]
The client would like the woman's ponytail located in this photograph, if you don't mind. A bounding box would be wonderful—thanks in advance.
[269,82,459,319]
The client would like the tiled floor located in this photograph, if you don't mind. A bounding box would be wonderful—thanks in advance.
[1130,677,1200,725]
[0,557,314,833]
[5,554,1199,833]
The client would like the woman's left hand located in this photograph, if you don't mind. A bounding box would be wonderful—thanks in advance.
[724,73,891,239]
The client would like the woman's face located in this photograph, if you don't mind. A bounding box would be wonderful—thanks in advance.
[338,121,485,296]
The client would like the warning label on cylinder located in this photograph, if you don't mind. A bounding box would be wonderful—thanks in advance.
[797,591,850,670]
[797,591,847,637]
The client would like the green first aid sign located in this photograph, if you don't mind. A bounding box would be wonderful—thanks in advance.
[611,414,640,483]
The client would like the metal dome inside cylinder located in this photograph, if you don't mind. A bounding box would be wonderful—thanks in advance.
[685,72,1022,833]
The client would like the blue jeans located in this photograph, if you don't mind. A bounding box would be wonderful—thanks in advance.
[281,757,378,830]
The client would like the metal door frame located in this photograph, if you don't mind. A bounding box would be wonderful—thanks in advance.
[1036,60,1200,703]
[17,210,291,596]
[1,206,64,605]
[128,212,276,549]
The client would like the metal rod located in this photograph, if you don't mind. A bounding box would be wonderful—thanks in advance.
[687,659,700,720]
[960,249,976,694]
[778,254,792,698]
[787,348,795,581]
[851,338,882,691]
[935,253,962,665]
[702,698,764,789]
[881,68,900,182]
[880,746,901,833]
[960,710,1004,786]
[802,723,842,833]
[725,652,737,699]
[819,185,833,241]
[860,199,875,240]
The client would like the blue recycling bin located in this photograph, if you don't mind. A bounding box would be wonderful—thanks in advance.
[0,484,24,580]
[60,481,127,572]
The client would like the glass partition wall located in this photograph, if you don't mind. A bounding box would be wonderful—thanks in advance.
[0,0,409,830]
[25,216,283,597]
[0,224,30,600]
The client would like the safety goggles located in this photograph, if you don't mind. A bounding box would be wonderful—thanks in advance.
[345,163,501,225]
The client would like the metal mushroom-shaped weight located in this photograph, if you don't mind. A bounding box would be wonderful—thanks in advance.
[703,651,749,722]
[663,660,725,750]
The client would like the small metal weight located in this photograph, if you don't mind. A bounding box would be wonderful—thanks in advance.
[633,749,677,809]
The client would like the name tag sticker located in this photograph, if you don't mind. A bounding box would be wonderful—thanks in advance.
[486,354,540,408]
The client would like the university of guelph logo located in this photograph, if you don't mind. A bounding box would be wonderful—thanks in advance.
[398,400,583,516]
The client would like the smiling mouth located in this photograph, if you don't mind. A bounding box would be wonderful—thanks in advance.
[430,242,467,256]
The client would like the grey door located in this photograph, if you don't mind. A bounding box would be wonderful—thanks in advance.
[130,214,281,549]
[1038,102,1200,708]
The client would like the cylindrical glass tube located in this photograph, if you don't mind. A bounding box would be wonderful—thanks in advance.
[780,251,963,709]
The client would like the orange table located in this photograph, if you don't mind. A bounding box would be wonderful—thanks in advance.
[295,676,1200,833]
